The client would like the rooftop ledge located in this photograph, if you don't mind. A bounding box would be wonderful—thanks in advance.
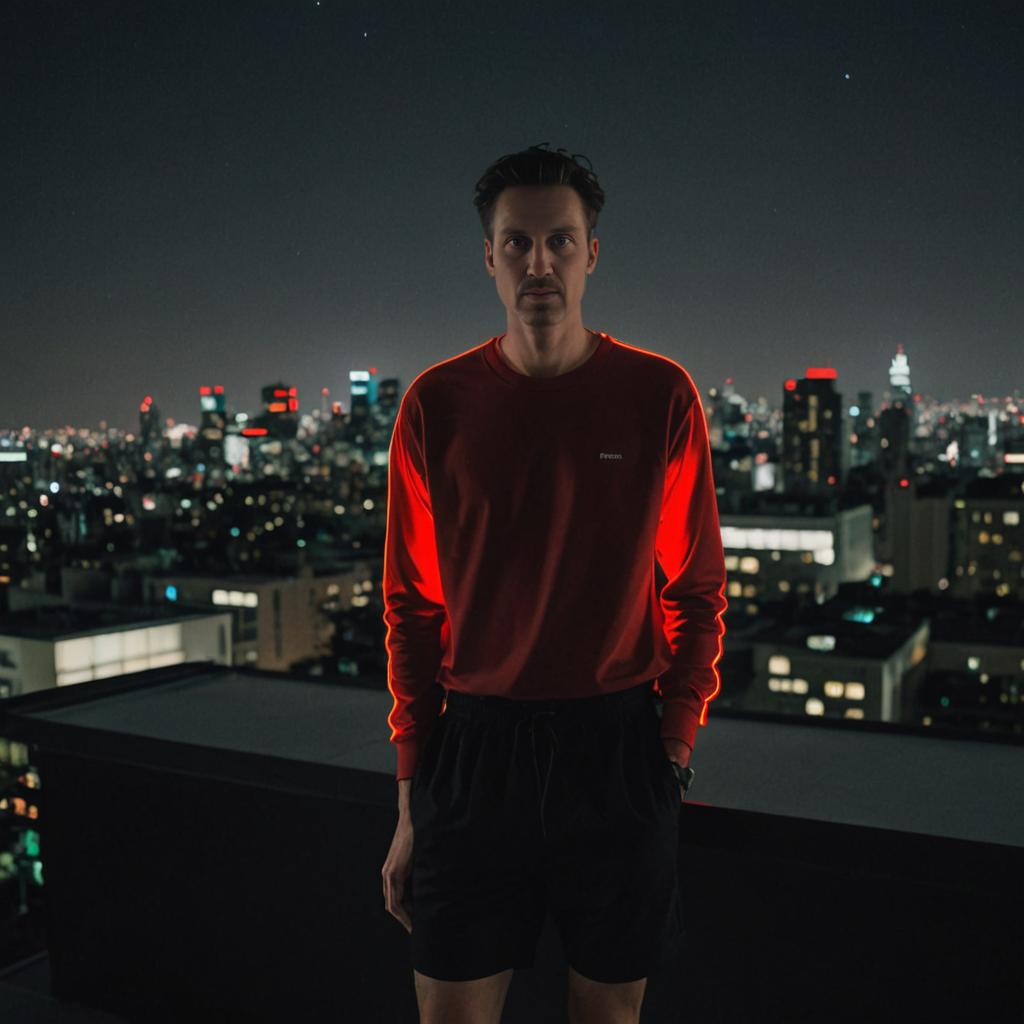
[2,663,1021,1022]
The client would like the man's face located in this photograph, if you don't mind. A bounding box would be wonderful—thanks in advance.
[484,185,598,329]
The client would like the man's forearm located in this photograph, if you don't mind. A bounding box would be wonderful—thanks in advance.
[398,777,412,818]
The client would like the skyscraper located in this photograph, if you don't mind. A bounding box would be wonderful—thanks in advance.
[782,368,844,496]
[888,343,912,401]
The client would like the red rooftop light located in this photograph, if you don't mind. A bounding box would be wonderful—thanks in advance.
[784,379,797,391]
[806,367,837,379]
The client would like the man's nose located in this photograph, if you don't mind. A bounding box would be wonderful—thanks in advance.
[527,243,553,278]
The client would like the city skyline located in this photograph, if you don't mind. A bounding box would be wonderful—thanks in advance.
[3,1,1022,430]
[5,346,1020,438]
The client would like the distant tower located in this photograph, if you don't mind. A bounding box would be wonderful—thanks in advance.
[889,344,912,401]
[348,368,377,426]
[877,404,911,481]
[197,385,227,466]
[849,390,876,469]
[376,377,401,418]
[782,367,844,495]
[256,382,299,439]
[139,394,162,446]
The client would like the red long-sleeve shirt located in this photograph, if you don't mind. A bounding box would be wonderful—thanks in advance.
[384,330,728,781]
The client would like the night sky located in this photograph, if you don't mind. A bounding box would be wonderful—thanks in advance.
[3,1,1021,432]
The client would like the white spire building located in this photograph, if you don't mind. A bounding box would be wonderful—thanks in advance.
[889,343,912,401]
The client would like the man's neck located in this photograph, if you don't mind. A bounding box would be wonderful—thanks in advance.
[498,328,597,378]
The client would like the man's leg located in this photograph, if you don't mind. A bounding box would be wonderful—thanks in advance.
[413,967,514,1024]
[567,966,647,1024]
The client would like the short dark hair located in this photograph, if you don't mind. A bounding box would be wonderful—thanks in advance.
[473,143,606,247]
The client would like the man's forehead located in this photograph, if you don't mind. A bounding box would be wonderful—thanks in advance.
[495,191,584,233]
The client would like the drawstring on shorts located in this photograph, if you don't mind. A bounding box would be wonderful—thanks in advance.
[441,681,655,844]
[515,710,560,841]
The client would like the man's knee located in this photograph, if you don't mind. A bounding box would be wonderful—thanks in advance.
[413,967,514,1024]
[567,965,647,1024]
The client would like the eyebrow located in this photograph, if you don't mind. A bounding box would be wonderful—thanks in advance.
[500,225,579,236]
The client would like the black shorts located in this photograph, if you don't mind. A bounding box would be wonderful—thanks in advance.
[408,680,684,984]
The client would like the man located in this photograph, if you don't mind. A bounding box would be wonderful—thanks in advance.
[381,143,728,1024]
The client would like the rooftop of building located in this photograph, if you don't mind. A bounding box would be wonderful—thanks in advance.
[0,602,219,642]
[0,662,1019,1020]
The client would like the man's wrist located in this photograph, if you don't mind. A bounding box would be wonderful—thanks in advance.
[661,736,692,767]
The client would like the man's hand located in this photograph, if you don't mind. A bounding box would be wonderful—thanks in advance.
[662,737,692,803]
[661,737,691,767]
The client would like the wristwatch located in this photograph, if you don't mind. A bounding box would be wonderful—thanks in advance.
[669,761,696,791]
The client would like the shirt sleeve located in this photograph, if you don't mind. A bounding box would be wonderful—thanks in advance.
[654,374,729,755]
[383,391,447,781]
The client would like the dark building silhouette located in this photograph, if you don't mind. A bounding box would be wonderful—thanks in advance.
[782,368,844,496]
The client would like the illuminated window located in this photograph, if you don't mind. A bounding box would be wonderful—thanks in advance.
[967,656,980,670]
[843,708,865,719]
[824,680,844,698]
[1004,511,1020,526]
[978,531,989,544]
[769,655,791,675]
[742,584,758,598]
[54,624,185,686]
[792,678,808,694]
[805,698,825,716]
[721,526,833,553]
[214,589,258,607]
[727,580,743,597]
[807,635,836,652]
[739,556,759,573]
[845,681,865,700]
[725,555,739,571]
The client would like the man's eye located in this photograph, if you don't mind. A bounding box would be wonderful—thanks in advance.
[508,236,571,247]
